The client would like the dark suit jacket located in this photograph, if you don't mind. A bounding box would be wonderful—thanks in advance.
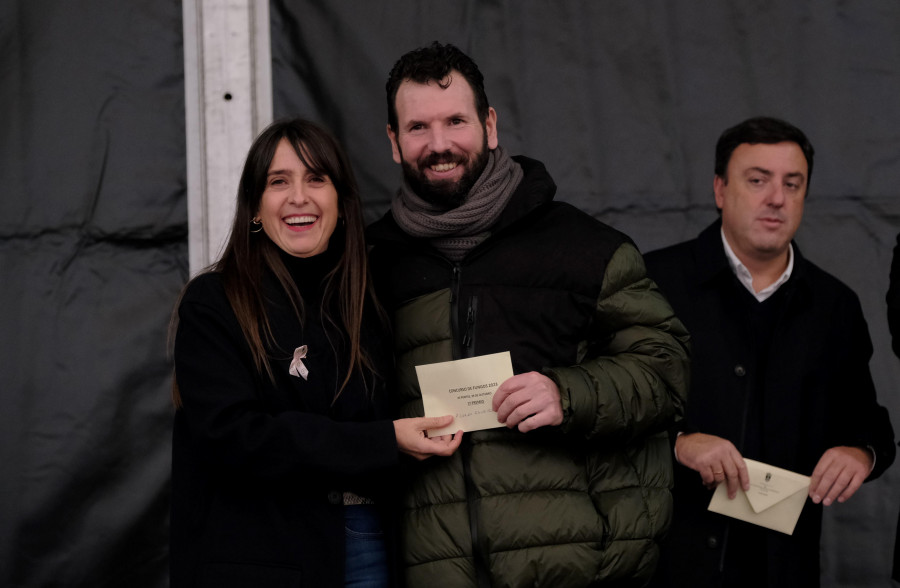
[887,232,900,582]
[644,220,895,588]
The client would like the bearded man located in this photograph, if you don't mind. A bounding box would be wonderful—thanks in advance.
[366,41,691,588]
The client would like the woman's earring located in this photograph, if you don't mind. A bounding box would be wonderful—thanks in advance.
[250,218,263,233]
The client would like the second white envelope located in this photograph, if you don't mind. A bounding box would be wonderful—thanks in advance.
[708,458,810,535]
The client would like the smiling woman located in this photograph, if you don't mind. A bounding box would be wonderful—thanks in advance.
[254,138,340,258]
[168,118,462,587]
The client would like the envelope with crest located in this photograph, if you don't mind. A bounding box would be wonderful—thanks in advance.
[707,458,810,535]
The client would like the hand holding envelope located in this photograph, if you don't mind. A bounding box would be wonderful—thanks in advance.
[808,445,874,506]
[416,352,514,436]
[493,371,564,433]
[393,415,463,460]
[708,458,810,535]
[675,432,750,498]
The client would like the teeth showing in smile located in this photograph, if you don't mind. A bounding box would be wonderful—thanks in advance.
[285,215,317,226]
[431,162,457,172]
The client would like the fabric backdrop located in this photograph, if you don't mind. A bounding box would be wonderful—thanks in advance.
[0,0,184,586]
[1,1,898,586]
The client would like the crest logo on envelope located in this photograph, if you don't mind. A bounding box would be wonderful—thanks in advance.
[708,458,811,535]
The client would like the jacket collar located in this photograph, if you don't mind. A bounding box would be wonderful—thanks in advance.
[695,218,811,294]
[491,155,556,233]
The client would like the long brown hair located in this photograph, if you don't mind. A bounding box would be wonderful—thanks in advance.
[172,118,384,406]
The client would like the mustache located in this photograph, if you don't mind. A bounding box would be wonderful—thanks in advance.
[420,151,462,167]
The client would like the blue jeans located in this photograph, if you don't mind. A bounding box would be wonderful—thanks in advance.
[344,505,388,588]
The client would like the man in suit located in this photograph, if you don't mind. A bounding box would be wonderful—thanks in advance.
[645,116,895,587]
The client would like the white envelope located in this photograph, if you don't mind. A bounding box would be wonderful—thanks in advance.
[416,352,513,436]
[707,458,810,535]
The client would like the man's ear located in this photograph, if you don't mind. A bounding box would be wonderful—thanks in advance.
[387,124,402,164]
[485,107,499,150]
[713,175,726,210]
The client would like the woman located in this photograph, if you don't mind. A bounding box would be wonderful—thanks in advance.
[170,118,461,587]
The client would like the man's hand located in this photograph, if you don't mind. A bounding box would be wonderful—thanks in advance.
[809,446,873,506]
[492,372,563,433]
[394,416,463,460]
[675,432,750,499]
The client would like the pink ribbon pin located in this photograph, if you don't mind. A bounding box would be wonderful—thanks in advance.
[289,345,309,380]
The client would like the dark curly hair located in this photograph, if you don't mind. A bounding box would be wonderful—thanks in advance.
[386,41,490,131]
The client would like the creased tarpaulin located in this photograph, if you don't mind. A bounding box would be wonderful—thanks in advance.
[271,2,900,587]
[0,0,184,586]
[1,0,899,587]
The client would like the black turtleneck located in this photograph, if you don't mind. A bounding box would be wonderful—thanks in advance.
[267,237,390,423]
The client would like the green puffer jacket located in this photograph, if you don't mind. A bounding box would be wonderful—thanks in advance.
[367,156,690,587]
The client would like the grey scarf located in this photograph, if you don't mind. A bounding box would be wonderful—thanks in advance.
[392,146,523,261]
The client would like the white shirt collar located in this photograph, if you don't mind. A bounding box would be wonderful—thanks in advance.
[720,228,794,302]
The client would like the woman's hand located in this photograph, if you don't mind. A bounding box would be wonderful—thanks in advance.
[394,416,463,460]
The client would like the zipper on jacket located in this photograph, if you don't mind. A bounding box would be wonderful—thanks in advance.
[462,436,491,588]
[461,296,478,357]
[450,266,460,304]
[450,266,462,359]
[449,264,489,585]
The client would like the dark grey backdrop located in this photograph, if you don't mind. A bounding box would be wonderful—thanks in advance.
[0,0,184,586]
[1,0,898,586]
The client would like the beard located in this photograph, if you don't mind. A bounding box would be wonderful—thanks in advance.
[400,134,490,210]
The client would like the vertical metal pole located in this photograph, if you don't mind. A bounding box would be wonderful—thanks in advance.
[183,0,273,275]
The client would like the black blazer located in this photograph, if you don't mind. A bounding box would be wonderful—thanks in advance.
[645,220,895,587]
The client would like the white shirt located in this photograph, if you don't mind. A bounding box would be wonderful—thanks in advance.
[721,228,794,301]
